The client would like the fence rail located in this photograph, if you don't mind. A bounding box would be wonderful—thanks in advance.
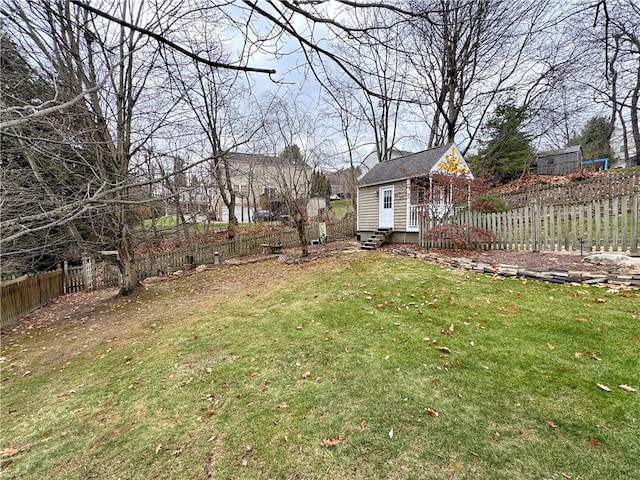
[134,219,356,280]
[0,269,64,327]
[420,192,639,253]
[499,172,639,208]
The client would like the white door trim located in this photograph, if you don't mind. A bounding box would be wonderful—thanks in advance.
[379,186,394,228]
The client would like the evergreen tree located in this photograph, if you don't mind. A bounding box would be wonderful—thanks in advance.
[470,100,535,185]
[280,144,303,163]
[568,116,613,161]
[310,170,331,197]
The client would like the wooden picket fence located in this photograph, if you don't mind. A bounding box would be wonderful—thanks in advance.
[0,219,357,327]
[420,192,639,253]
[0,269,64,327]
[500,172,639,208]
[134,218,356,279]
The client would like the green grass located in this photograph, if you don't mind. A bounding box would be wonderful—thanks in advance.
[1,253,638,479]
[142,215,231,230]
[330,199,354,219]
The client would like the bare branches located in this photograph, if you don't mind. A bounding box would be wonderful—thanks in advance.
[68,0,276,75]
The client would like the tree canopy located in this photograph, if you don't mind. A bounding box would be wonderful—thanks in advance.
[470,100,535,185]
[568,116,613,161]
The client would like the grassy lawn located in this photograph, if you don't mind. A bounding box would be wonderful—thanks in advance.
[1,252,638,479]
[331,199,354,219]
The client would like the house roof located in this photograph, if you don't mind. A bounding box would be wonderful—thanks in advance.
[537,145,582,158]
[358,143,454,187]
[226,152,311,169]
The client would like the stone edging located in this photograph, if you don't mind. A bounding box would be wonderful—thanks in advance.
[392,248,640,289]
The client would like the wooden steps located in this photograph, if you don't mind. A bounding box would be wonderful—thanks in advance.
[361,228,393,250]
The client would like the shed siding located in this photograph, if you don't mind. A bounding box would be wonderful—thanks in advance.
[394,180,407,231]
[537,152,582,175]
[357,186,379,231]
[358,181,408,232]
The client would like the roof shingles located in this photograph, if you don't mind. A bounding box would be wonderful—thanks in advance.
[358,143,453,187]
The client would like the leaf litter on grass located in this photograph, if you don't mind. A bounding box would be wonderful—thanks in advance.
[2,253,639,479]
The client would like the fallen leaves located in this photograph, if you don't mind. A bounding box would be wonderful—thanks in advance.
[424,408,439,417]
[358,418,367,430]
[0,447,18,458]
[547,420,558,428]
[597,383,611,392]
[547,343,555,350]
[301,371,310,379]
[587,351,601,361]
[586,437,599,447]
[172,446,183,456]
[618,384,636,392]
[321,436,343,447]
[154,443,162,454]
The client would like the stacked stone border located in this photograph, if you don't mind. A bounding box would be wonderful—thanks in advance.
[392,248,640,289]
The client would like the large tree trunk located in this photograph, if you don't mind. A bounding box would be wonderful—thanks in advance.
[630,57,640,166]
[295,218,309,257]
[116,223,140,295]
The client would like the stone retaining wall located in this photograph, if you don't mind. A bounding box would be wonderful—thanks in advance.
[393,249,640,289]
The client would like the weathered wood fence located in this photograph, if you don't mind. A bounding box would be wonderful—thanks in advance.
[0,269,64,327]
[1,219,356,326]
[133,218,356,280]
[420,192,639,253]
[499,172,639,208]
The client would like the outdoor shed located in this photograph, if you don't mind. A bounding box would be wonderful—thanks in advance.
[536,145,583,175]
[357,143,474,244]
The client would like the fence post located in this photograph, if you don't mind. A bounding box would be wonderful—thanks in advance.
[82,255,95,291]
[632,188,639,254]
[531,203,540,253]
[63,260,69,293]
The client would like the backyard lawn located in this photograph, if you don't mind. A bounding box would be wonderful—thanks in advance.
[1,251,638,479]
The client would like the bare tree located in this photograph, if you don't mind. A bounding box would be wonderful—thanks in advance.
[2,0,197,293]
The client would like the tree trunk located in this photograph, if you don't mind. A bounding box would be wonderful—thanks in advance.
[116,224,140,295]
[296,218,309,257]
[630,56,640,166]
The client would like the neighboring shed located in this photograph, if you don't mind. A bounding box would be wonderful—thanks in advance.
[536,145,583,175]
[357,143,474,244]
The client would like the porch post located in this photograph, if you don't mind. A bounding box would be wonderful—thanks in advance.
[406,178,411,229]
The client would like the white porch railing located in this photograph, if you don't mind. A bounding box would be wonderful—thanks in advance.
[408,205,422,230]
[409,203,456,231]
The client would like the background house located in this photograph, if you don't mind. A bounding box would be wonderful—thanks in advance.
[357,143,474,244]
[536,145,583,175]
[327,166,361,199]
[211,153,314,222]
[358,148,413,180]
[610,128,639,168]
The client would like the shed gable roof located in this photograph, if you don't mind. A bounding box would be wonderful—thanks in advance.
[537,145,582,158]
[358,143,454,187]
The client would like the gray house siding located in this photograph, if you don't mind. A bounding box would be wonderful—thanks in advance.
[537,146,583,175]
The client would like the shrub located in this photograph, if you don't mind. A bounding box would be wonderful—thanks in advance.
[472,194,508,213]
[423,225,495,250]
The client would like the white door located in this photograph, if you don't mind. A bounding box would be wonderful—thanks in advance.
[379,186,394,228]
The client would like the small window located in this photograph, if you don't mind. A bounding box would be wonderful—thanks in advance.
[383,190,392,209]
